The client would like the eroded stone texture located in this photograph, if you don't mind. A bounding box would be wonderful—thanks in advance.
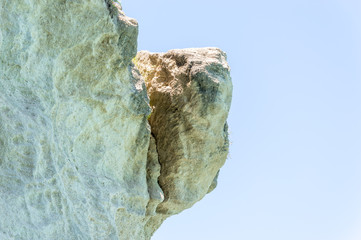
[135,48,232,216]
[0,1,232,239]
[0,1,152,239]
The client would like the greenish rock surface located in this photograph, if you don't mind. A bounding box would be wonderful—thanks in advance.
[0,1,232,239]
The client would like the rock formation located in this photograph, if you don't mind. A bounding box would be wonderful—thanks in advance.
[0,1,232,239]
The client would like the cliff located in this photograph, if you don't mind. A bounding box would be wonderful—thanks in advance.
[0,1,232,239]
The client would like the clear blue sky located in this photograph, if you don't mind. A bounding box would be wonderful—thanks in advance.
[122,1,361,239]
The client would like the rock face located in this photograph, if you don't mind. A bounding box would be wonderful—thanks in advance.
[135,48,232,216]
[0,1,232,239]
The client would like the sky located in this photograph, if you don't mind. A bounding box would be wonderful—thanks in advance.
[121,1,361,239]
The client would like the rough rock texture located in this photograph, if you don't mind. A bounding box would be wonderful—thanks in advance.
[135,48,232,216]
[0,1,232,239]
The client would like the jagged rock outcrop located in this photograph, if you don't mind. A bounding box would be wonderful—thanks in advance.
[135,48,232,215]
[0,1,232,239]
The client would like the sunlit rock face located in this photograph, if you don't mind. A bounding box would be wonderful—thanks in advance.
[0,1,232,239]
[135,48,232,215]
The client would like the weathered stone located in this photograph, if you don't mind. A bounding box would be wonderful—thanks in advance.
[0,1,232,239]
[135,48,232,216]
